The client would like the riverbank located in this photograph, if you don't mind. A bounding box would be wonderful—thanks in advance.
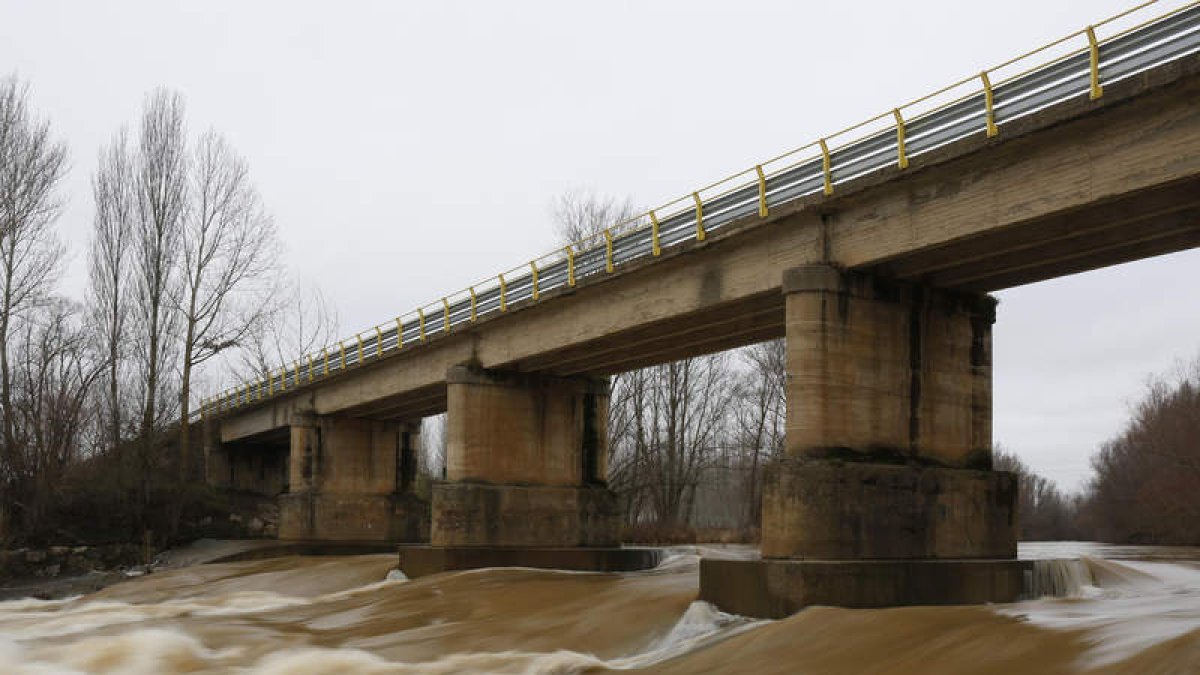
[0,539,285,601]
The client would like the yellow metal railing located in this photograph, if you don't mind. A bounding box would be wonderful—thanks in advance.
[199,0,1198,421]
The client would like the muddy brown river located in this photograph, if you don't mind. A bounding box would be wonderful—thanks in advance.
[1,542,1197,673]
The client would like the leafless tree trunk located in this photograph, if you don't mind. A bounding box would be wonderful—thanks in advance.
[133,89,187,510]
[0,74,68,510]
[89,129,134,465]
[177,130,280,483]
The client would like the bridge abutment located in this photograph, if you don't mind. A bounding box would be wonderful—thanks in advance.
[701,264,1026,617]
[399,365,659,576]
[278,415,428,542]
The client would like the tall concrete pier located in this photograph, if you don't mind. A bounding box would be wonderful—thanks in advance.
[398,366,658,576]
[699,265,1026,616]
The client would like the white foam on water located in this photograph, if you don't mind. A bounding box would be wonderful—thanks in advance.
[1027,558,1097,598]
[1000,558,1200,668]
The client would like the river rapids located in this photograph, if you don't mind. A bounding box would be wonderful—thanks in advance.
[0,542,1197,674]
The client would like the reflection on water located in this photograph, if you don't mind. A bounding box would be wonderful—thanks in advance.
[0,543,1197,674]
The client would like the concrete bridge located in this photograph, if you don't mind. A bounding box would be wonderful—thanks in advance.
[201,4,1200,616]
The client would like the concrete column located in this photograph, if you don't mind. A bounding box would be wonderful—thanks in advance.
[431,365,618,549]
[782,264,994,467]
[203,419,232,489]
[701,265,1024,617]
[279,415,428,542]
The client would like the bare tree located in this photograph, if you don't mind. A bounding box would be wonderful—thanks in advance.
[551,189,638,245]
[89,129,135,459]
[9,300,101,532]
[177,131,280,480]
[238,281,337,382]
[733,339,786,525]
[0,74,68,489]
[132,89,187,501]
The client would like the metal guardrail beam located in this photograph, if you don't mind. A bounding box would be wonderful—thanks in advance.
[198,0,1200,422]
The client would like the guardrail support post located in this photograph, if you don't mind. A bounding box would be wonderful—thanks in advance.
[819,139,833,196]
[649,211,661,256]
[756,165,769,218]
[1086,26,1104,100]
[893,109,909,169]
[980,71,998,137]
[692,192,706,241]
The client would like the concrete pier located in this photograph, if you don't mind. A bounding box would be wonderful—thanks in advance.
[700,265,1023,617]
[278,416,428,542]
[400,366,657,576]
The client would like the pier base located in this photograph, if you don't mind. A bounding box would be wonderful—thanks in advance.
[397,545,662,578]
[700,558,1032,618]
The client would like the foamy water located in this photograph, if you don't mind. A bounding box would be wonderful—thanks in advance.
[0,543,1197,674]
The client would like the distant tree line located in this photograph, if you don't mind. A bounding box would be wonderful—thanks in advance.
[0,75,331,547]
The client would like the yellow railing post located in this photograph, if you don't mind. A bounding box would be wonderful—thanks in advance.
[375,327,383,357]
[530,261,540,301]
[980,71,998,138]
[396,317,404,348]
[893,109,909,169]
[418,308,427,341]
[294,360,301,386]
[499,274,508,311]
[692,192,705,241]
[649,210,661,256]
[819,138,833,195]
[356,334,364,365]
[1086,26,1103,100]
[755,165,768,218]
[604,229,614,272]
[566,246,576,287]
[322,349,329,376]
[307,355,314,382]
[469,287,477,321]
[442,297,451,333]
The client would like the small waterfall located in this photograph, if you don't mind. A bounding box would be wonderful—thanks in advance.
[1026,558,1094,598]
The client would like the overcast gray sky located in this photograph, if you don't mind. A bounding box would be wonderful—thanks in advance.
[2,0,1197,492]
